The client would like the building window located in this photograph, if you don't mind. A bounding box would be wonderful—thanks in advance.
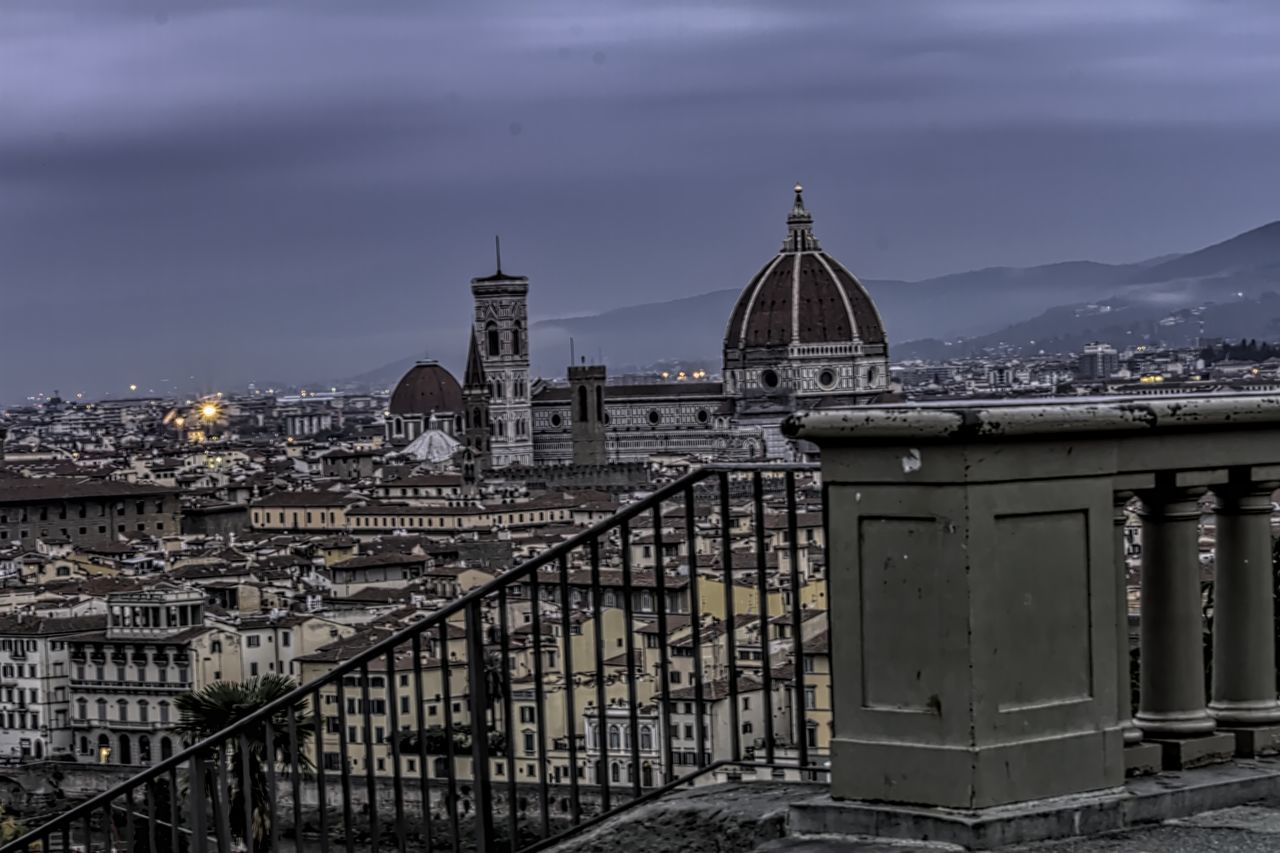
[760,369,779,389]
[486,322,500,357]
[639,726,653,751]
[818,369,836,389]
[804,686,817,710]
[647,410,661,426]
[247,636,260,648]
[608,725,621,750]
[512,320,523,356]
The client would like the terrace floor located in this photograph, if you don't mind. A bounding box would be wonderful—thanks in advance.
[554,768,1280,853]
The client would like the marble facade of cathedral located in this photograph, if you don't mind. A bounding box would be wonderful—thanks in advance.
[387,185,890,467]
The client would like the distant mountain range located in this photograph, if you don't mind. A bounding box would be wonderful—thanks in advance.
[345,219,1280,387]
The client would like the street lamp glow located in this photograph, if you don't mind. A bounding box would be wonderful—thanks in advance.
[200,403,219,420]
[129,384,138,392]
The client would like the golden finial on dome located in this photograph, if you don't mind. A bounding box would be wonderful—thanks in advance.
[794,182,803,194]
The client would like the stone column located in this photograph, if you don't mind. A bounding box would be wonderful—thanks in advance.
[1135,481,1234,768]
[1135,484,1214,736]
[1210,475,1280,754]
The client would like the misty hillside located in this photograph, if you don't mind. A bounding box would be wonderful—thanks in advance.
[1128,221,1280,284]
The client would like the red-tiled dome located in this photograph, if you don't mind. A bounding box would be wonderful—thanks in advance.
[724,185,886,351]
[389,361,463,416]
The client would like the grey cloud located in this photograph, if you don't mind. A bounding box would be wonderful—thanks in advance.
[3,0,1280,400]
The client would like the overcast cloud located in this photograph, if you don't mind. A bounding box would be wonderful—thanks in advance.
[4,0,1280,400]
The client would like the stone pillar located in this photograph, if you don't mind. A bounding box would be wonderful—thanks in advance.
[1210,474,1280,754]
[798,426,1123,809]
[1135,481,1234,768]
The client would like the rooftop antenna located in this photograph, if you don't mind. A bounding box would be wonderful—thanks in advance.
[494,235,503,275]
[569,337,576,368]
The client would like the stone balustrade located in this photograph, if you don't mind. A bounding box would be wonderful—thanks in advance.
[787,394,1280,811]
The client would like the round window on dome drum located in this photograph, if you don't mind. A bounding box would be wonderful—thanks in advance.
[696,409,710,424]
[550,413,562,428]
[760,369,779,389]
[818,369,836,389]
[648,410,661,425]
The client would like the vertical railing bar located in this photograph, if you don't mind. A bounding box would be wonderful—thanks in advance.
[557,553,582,824]
[786,470,810,770]
[215,746,232,853]
[60,823,70,853]
[312,688,331,853]
[264,719,279,853]
[144,780,158,853]
[237,733,254,853]
[464,601,496,851]
[588,537,611,812]
[753,470,776,764]
[652,506,674,786]
[168,765,181,853]
[498,587,519,852]
[685,485,708,770]
[286,708,302,853]
[80,813,92,853]
[620,520,642,799]
[720,472,741,760]
[335,678,354,853]
[528,570,551,836]
[123,788,135,853]
[438,621,461,853]
[359,661,380,853]
[386,648,407,853]
[820,477,834,773]
[411,632,435,853]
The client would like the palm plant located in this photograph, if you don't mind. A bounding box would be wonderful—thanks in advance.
[175,675,315,852]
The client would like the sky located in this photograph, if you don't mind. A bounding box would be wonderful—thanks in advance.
[4,0,1280,402]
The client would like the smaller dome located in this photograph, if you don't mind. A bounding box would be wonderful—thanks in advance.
[389,361,463,416]
[399,429,461,464]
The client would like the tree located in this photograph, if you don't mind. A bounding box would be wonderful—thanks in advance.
[174,675,314,852]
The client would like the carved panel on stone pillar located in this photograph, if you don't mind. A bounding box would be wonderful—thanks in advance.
[858,516,947,714]
[989,510,1092,713]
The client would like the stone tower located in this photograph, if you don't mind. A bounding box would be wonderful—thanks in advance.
[568,362,607,466]
[461,331,491,482]
[470,252,533,468]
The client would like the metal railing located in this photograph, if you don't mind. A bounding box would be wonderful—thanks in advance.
[1,463,826,853]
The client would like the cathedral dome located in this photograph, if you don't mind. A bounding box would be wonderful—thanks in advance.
[389,360,464,416]
[724,184,886,352]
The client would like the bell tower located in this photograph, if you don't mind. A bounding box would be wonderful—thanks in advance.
[470,239,534,467]
[461,331,491,483]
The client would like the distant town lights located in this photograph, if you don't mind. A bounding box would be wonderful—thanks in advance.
[129,384,137,392]
[200,403,219,420]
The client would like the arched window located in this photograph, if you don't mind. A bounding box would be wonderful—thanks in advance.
[486,322,500,357]
[159,702,170,724]
[493,380,504,399]
[577,386,588,422]
[642,763,654,787]
[512,321,523,356]
[79,736,88,755]
[608,725,621,750]
[160,737,173,760]
[117,699,129,722]
[595,386,604,422]
[610,762,620,783]
[139,736,152,765]
[96,699,107,721]
[76,699,87,720]
[138,700,149,723]
[639,726,653,751]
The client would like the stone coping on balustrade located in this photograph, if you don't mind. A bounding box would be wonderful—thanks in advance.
[784,392,1280,444]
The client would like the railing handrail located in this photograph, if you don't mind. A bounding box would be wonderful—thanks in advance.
[0,462,818,853]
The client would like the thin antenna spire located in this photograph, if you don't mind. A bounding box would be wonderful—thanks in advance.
[495,235,503,275]
[570,336,575,368]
